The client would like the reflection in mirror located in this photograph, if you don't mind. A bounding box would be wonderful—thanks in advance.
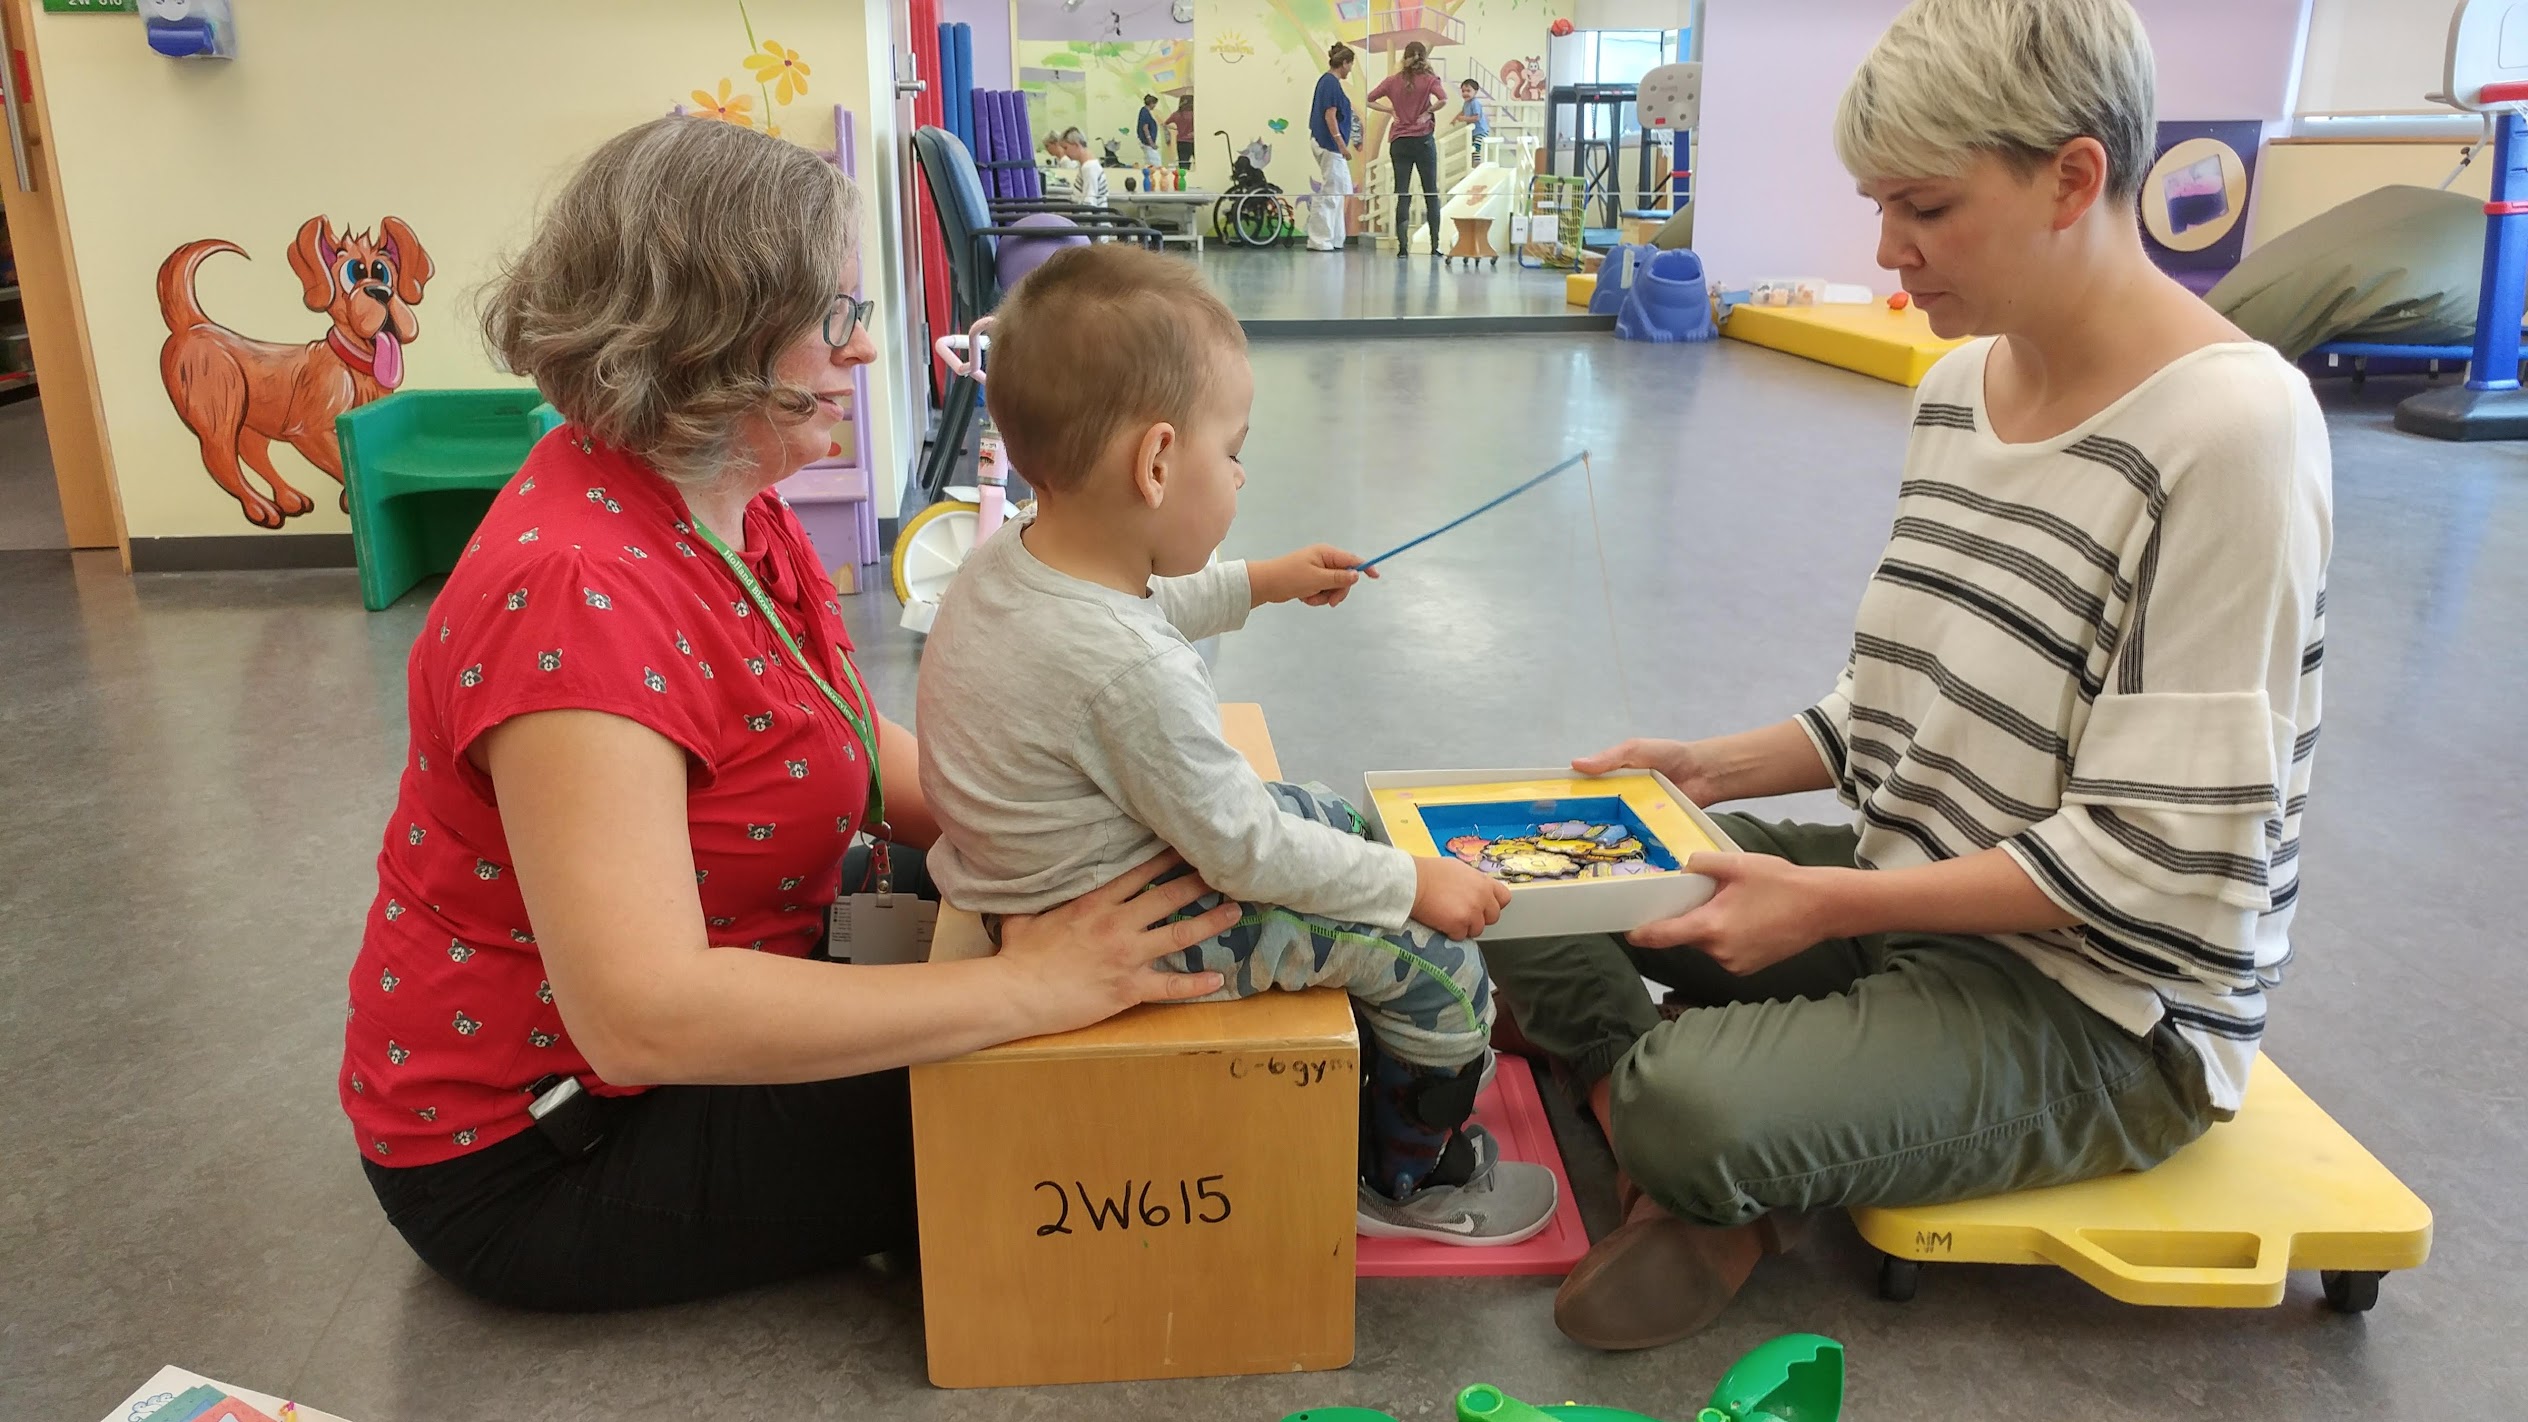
[1013,2,1696,329]
[1017,2,1195,204]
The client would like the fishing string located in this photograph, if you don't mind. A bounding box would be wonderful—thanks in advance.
[1352,447,1637,739]
[1352,451,1590,571]
[1575,450,1639,739]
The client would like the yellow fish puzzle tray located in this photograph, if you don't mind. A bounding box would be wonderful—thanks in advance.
[1362,769,1742,940]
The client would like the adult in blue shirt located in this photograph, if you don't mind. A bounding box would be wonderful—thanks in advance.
[1306,42,1359,252]
[1136,93,1163,166]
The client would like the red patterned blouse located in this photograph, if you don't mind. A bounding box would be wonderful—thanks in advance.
[339,431,874,1167]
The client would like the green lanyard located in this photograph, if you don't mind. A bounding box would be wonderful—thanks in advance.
[694,523,886,832]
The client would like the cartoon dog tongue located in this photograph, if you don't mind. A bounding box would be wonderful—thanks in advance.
[372,330,404,389]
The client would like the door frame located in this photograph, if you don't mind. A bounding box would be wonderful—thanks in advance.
[2,0,127,563]
[887,0,930,524]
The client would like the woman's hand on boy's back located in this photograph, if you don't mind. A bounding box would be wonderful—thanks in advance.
[1252,544,1378,608]
[993,851,1240,1036]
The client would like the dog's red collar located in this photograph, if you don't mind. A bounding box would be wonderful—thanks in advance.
[327,327,394,385]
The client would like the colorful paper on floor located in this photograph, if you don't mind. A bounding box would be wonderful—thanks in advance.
[105,1367,356,1422]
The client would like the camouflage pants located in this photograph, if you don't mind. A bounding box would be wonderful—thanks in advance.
[1169,781,1494,1197]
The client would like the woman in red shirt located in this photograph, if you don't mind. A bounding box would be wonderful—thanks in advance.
[1367,42,1450,257]
[341,115,1238,1310]
[1165,95,1197,168]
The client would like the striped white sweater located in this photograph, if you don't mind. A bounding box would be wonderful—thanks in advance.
[1796,339,2332,1111]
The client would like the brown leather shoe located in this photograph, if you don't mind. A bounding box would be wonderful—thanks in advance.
[1758,1209,1813,1256]
[1553,1196,1765,1351]
[1609,1178,1810,1254]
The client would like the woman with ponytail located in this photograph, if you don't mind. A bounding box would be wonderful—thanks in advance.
[1367,41,1449,256]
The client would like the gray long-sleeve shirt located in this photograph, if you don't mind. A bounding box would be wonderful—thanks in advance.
[915,518,1418,927]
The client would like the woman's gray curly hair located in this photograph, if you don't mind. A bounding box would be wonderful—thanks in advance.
[482,116,860,488]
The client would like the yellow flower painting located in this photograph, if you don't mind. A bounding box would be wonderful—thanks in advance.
[745,40,812,105]
[672,7,816,150]
[691,78,755,127]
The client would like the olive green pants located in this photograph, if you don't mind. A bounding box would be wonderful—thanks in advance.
[1481,815,2221,1228]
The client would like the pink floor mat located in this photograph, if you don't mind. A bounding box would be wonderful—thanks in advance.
[1357,1055,1591,1277]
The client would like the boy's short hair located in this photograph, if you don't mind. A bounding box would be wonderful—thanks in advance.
[1835,0,2156,202]
[986,245,1246,493]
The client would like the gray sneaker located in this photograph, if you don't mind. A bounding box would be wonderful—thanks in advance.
[1357,1155,1559,1247]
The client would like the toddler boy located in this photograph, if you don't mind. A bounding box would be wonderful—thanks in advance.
[1455,78,1491,163]
[916,245,1557,1244]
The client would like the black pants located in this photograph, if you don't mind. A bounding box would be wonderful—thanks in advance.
[1177,140,1195,166]
[361,844,937,1311]
[1390,134,1440,247]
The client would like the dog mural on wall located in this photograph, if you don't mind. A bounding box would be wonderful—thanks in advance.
[157,216,435,529]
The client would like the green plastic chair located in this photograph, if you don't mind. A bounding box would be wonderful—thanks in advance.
[339,389,564,610]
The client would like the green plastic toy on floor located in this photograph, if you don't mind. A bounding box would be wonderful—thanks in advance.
[1280,1334,1843,1422]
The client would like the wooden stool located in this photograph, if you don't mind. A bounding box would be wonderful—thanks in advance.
[912,705,1362,1387]
[1448,214,1500,262]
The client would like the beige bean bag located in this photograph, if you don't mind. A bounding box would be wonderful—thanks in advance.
[2208,184,2483,359]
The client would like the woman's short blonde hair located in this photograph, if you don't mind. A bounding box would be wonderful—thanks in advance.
[482,116,860,488]
[1835,0,2156,202]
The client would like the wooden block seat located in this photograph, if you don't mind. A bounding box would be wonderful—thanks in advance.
[1853,1056,2432,1313]
[911,704,1362,1387]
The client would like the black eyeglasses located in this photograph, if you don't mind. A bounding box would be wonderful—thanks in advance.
[825,295,877,348]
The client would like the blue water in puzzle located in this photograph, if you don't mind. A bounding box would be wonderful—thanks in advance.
[1414,796,1681,872]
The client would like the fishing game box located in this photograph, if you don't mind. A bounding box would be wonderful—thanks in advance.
[1361,769,1744,940]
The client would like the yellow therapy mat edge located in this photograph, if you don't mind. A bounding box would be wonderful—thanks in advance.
[1723,302,1967,388]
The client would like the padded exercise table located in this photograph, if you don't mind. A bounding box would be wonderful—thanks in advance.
[1724,301,1968,387]
[1853,1056,2431,1314]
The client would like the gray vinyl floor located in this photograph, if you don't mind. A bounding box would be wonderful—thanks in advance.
[1200,240,1576,321]
[6,334,2527,1421]
[0,394,69,551]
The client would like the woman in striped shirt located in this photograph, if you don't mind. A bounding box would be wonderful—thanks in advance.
[1487,0,2330,1350]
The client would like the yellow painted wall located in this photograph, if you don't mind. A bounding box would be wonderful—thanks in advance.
[2247,141,2492,251]
[27,0,897,545]
[1192,0,1356,196]
[1190,0,1568,197]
